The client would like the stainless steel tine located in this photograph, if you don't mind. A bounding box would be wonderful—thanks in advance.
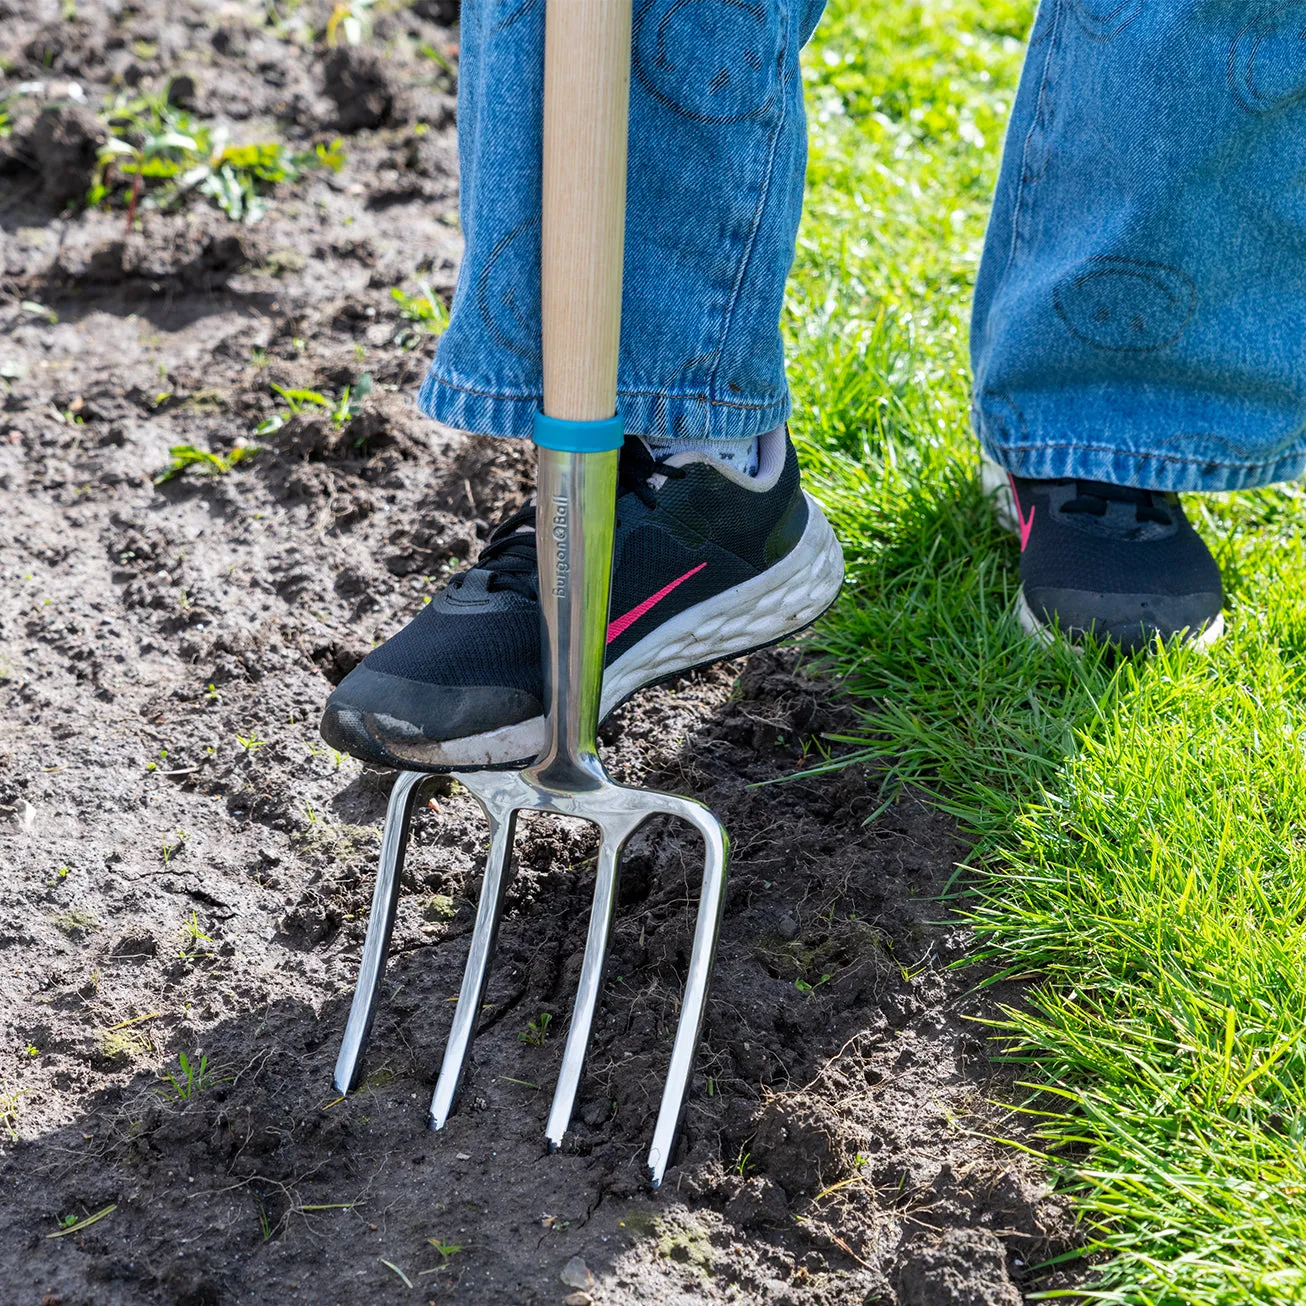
[545,832,626,1150]
[428,792,518,1130]
[646,801,730,1188]
[334,769,427,1094]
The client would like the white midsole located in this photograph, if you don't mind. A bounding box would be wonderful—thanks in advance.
[415,494,846,768]
[980,453,1019,536]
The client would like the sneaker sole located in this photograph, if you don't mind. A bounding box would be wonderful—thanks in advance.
[356,493,845,771]
[981,454,1224,652]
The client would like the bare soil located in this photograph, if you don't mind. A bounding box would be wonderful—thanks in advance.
[0,4,1083,1303]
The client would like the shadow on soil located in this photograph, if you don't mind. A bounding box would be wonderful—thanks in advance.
[1,655,1085,1306]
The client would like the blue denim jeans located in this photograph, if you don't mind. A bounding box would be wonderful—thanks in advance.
[419,0,828,442]
[973,0,1306,492]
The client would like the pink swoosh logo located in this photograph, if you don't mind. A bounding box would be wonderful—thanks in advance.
[1009,474,1035,551]
[607,563,707,645]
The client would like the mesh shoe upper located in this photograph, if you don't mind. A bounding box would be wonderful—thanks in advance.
[363,517,543,696]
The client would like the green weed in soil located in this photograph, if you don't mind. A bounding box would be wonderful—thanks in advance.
[155,441,258,484]
[91,85,343,225]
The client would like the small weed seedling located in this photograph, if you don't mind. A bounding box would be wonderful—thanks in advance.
[391,284,449,348]
[417,42,457,77]
[154,440,257,484]
[0,1090,25,1140]
[427,1238,464,1263]
[47,1205,117,1239]
[326,0,375,46]
[160,829,187,864]
[177,911,214,963]
[267,383,330,417]
[518,1012,552,1047]
[330,373,372,428]
[22,300,58,325]
[158,1051,219,1101]
[794,972,832,996]
[236,730,268,754]
[257,373,373,436]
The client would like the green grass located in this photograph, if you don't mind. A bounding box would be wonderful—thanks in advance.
[794,3,1306,1301]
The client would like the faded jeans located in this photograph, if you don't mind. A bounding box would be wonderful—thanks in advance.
[973,0,1306,492]
[420,0,828,442]
[424,0,1306,492]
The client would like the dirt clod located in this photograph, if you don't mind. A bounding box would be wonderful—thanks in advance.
[323,47,398,132]
[15,103,106,211]
[749,1096,852,1196]
[897,1229,1023,1306]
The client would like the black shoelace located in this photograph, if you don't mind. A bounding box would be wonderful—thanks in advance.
[1061,479,1173,526]
[449,437,687,600]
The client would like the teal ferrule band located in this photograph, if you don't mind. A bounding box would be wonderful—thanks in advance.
[532,412,625,453]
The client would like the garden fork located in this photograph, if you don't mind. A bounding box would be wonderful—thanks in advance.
[331,0,730,1187]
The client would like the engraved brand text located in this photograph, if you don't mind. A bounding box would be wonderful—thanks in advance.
[551,495,568,598]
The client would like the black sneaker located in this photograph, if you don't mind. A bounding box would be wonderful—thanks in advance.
[982,457,1224,651]
[322,427,844,770]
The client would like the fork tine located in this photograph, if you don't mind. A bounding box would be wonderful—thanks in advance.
[334,770,427,1094]
[646,808,730,1187]
[428,804,518,1130]
[544,834,624,1151]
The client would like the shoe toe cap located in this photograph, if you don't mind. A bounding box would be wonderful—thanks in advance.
[1023,585,1224,651]
[320,663,544,769]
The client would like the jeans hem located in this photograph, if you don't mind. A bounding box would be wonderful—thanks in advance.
[979,428,1306,494]
[418,368,792,441]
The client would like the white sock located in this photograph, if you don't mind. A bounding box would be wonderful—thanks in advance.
[643,432,762,477]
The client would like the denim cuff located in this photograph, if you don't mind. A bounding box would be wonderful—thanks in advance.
[978,425,1306,495]
[419,367,791,442]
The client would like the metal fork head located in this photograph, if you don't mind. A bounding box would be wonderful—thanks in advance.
[331,763,728,1188]
[335,433,731,1187]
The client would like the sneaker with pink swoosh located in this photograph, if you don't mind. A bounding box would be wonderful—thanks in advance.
[322,426,844,770]
[982,454,1224,650]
